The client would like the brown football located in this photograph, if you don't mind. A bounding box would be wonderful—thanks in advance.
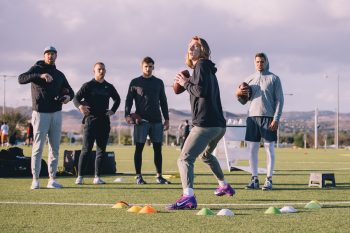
[130,113,142,124]
[173,70,190,94]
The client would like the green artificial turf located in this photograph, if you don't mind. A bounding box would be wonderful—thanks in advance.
[0,145,349,233]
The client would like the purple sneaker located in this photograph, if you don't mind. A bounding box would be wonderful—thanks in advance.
[166,195,197,210]
[214,184,235,196]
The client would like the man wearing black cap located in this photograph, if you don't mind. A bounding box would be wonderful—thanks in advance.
[18,46,74,189]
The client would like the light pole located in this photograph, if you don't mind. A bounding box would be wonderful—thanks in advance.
[1,75,17,115]
[336,75,339,149]
[325,75,340,149]
[315,107,318,149]
[277,93,293,148]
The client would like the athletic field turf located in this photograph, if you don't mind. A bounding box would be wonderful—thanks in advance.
[1,145,349,233]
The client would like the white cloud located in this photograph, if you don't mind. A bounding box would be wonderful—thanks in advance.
[36,2,85,30]
[328,0,350,20]
[1,0,350,113]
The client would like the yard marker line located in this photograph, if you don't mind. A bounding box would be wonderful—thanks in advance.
[0,201,111,206]
[1,201,350,207]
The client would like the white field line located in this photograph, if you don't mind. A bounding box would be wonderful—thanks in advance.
[1,201,350,207]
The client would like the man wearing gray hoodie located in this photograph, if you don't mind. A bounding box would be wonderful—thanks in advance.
[235,53,284,191]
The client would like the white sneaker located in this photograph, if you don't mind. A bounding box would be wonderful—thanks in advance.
[75,176,84,185]
[31,179,40,189]
[262,178,273,191]
[47,179,63,189]
[93,177,106,185]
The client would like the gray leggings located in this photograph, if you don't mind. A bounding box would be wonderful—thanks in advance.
[177,126,226,189]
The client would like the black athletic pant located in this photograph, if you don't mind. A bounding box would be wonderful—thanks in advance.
[134,142,162,175]
[78,116,110,176]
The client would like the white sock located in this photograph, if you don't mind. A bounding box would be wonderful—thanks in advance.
[218,180,227,187]
[264,141,276,177]
[183,188,194,197]
[249,142,260,177]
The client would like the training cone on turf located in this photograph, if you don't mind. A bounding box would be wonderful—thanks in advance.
[127,205,142,213]
[196,208,215,216]
[304,201,322,209]
[217,209,234,216]
[264,207,281,215]
[139,205,157,214]
[113,177,123,182]
[112,201,129,209]
[162,173,180,179]
[280,206,298,213]
[310,200,321,205]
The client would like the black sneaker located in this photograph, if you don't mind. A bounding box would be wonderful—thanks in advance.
[156,176,171,184]
[245,178,259,189]
[136,176,147,185]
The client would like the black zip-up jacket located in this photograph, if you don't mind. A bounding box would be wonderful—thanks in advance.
[125,76,169,123]
[73,79,121,118]
[183,59,226,127]
[18,60,74,113]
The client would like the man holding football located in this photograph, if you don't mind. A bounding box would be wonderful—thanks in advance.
[125,57,170,185]
[167,36,235,210]
[235,52,284,191]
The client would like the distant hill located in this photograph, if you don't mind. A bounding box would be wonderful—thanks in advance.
[4,106,350,134]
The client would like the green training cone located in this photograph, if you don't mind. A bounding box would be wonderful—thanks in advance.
[264,207,281,214]
[304,201,321,209]
[196,208,215,216]
[311,200,321,205]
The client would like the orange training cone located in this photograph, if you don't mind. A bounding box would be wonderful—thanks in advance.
[139,205,157,214]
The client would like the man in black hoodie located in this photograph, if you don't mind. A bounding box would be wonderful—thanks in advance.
[18,46,74,190]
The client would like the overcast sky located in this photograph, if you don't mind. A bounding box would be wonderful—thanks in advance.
[1,0,350,114]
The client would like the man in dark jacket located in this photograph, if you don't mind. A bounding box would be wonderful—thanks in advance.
[74,62,120,185]
[125,57,170,185]
[18,46,74,189]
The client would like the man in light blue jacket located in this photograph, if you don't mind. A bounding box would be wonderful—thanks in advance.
[235,53,284,191]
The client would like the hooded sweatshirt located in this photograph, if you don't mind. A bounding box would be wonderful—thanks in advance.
[18,60,74,113]
[184,59,226,127]
[245,53,284,122]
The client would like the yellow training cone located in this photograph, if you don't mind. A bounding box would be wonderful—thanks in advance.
[139,205,157,214]
[163,173,180,179]
[127,205,142,213]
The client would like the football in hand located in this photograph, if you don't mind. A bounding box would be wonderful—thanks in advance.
[237,82,252,105]
[130,113,142,125]
[173,70,190,95]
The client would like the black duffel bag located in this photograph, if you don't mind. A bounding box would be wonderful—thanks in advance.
[0,147,48,177]
[64,150,116,176]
